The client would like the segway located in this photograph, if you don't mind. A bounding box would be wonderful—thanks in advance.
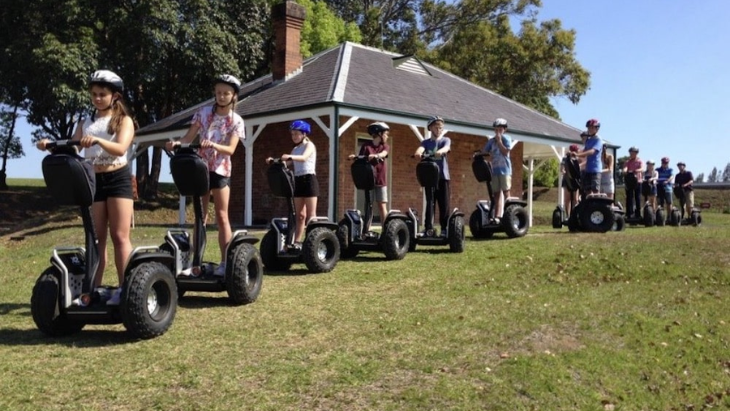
[622,173,654,227]
[552,154,623,233]
[469,154,528,239]
[260,158,340,272]
[162,144,263,305]
[654,184,681,227]
[673,185,702,226]
[405,153,465,252]
[31,140,177,339]
[337,156,410,259]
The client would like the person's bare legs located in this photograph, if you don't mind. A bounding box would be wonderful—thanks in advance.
[91,202,109,287]
[107,197,133,286]
[211,186,232,262]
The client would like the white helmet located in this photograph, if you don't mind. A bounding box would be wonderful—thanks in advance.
[215,74,241,93]
[90,70,124,92]
[367,122,390,136]
[493,118,508,128]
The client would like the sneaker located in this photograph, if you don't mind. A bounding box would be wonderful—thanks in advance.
[178,267,194,276]
[213,263,226,277]
[106,288,122,306]
[440,230,448,238]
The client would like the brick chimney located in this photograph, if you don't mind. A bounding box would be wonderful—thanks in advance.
[272,1,306,81]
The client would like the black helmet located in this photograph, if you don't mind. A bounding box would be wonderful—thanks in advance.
[214,74,241,94]
[493,118,508,128]
[90,70,124,92]
[629,146,639,153]
[426,116,444,128]
[367,122,390,136]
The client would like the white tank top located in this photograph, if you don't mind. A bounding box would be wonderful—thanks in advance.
[292,140,316,176]
[82,116,128,167]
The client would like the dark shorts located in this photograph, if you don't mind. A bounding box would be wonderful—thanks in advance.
[294,174,319,198]
[209,172,230,189]
[582,172,601,193]
[94,165,134,202]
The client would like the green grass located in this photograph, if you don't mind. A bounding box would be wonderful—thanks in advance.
[2,206,730,410]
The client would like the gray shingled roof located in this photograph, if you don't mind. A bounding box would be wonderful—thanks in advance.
[137,42,583,143]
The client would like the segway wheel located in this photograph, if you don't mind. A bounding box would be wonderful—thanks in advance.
[31,268,85,336]
[503,204,529,238]
[469,209,491,238]
[691,211,701,226]
[448,215,466,253]
[669,209,681,227]
[382,219,410,260]
[579,201,615,233]
[643,205,655,227]
[551,207,563,229]
[336,221,359,259]
[613,214,626,232]
[260,229,292,272]
[567,207,581,232]
[655,208,666,227]
[122,262,177,339]
[225,243,263,305]
[302,227,340,273]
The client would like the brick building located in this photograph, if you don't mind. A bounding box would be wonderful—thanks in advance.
[135,1,594,227]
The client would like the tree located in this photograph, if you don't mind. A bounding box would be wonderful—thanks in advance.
[695,173,704,184]
[523,158,559,188]
[0,104,25,190]
[708,167,718,183]
[722,162,730,183]
[299,0,362,58]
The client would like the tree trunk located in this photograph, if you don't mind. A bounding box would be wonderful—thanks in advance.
[144,146,162,200]
[1,104,20,191]
[135,148,149,197]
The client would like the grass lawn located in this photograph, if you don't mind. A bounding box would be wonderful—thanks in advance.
[1,179,730,410]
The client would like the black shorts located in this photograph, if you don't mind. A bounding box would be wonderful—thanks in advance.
[94,165,134,202]
[294,174,319,198]
[209,172,230,189]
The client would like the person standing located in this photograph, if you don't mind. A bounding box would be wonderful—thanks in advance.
[621,147,644,219]
[600,144,615,199]
[573,119,603,196]
[656,157,675,218]
[166,74,244,276]
[479,118,513,223]
[37,70,135,305]
[561,144,580,217]
[350,122,391,230]
[674,161,695,221]
[267,120,318,249]
[413,116,452,237]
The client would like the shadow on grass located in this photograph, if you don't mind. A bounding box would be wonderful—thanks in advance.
[0,327,140,347]
[0,303,31,316]
[264,268,317,276]
[177,294,239,309]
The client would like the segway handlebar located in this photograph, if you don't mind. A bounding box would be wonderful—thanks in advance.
[349,154,384,163]
[45,140,96,149]
[411,152,441,160]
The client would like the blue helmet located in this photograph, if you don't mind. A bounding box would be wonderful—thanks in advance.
[290,120,311,134]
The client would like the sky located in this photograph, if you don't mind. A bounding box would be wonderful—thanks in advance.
[5,0,730,182]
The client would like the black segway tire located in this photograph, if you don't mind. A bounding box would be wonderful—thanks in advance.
[302,227,340,273]
[643,205,655,227]
[669,209,681,226]
[691,211,701,226]
[613,214,626,232]
[503,204,529,238]
[31,268,85,337]
[225,243,263,305]
[448,216,466,253]
[469,209,492,238]
[382,219,410,260]
[261,229,292,272]
[579,201,615,233]
[552,208,563,229]
[336,221,359,259]
[122,262,177,339]
[655,208,666,227]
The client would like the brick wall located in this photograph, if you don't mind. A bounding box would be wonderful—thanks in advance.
[230,118,525,226]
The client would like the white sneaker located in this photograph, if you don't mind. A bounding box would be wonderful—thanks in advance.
[106,288,122,306]
[213,263,226,277]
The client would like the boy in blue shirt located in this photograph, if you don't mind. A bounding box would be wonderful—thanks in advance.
[479,118,512,223]
[414,116,451,236]
[656,157,674,211]
[572,119,603,195]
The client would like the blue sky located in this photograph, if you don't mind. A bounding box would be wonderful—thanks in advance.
[6,0,729,181]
